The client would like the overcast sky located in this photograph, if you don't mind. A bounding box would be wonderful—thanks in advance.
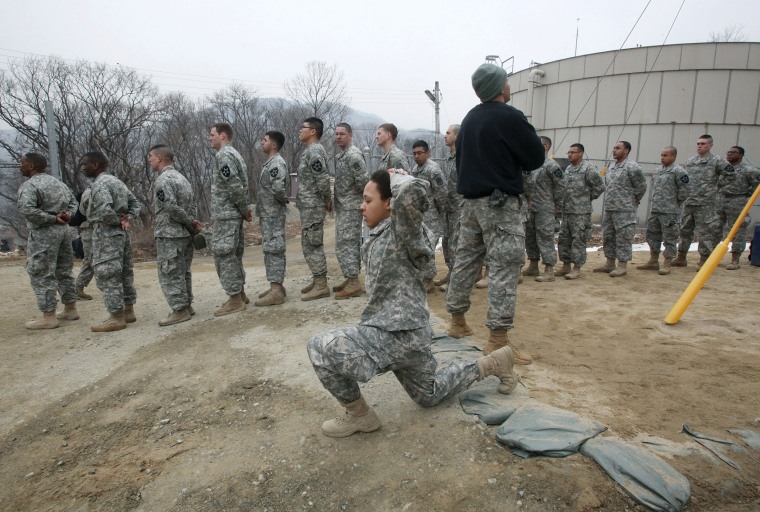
[1,0,758,132]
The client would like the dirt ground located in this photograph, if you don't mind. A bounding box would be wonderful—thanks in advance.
[0,218,758,512]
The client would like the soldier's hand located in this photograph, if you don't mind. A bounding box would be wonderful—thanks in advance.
[190,219,204,233]
[120,215,131,231]
[55,212,69,225]
[244,210,253,223]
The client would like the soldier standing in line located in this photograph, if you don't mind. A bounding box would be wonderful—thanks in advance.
[81,151,141,332]
[17,152,79,329]
[71,188,94,300]
[592,141,647,277]
[522,136,565,283]
[208,122,251,316]
[332,122,368,300]
[254,131,290,306]
[149,144,202,325]
[556,143,605,280]
[307,170,519,438]
[637,146,689,275]
[435,124,462,289]
[296,117,333,301]
[718,146,760,270]
[673,134,735,270]
[375,123,410,173]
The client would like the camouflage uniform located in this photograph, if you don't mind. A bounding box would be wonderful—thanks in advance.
[376,144,410,173]
[646,164,689,258]
[76,188,94,290]
[256,153,290,283]
[718,161,760,255]
[411,158,447,279]
[601,159,647,262]
[334,145,368,279]
[153,165,196,312]
[89,174,141,313]
[679,153,734,257]
[296,142,331,278]
[307,175,479,406]
[524,157,564,265]
[441,150,463,269]
[17,173,78,312]
[211,144,249,295]
[558,161,604,266]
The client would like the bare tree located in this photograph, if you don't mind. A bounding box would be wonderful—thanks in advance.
[709,24,747,42]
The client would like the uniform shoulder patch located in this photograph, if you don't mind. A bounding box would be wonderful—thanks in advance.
[553,168,564,178]
[157,189,165,202]
[269,167,278,178]
[221,164,231,178]
[724,164,735,174]
[311,160,324,173]
[679,174,690,184]
[435,175,444,187]
[352,162,362,172]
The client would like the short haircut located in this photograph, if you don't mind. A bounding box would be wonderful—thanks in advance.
[619,140,632,152]
[149,144,174,162]
[212,122,234,140]
[699,134,713,143]
[448,124,460,135]
[266,130,285,151]
[540,136,552,148]
[336,122,352,134]
[24,152,48,171]
[304,117,324,139]
[664,146,677,156]
[83,151,109,168]
[412,140,429,151]
[378,123,398,141]
[731,145,745,155]
[369,170,392,201]
[570,143,584,153]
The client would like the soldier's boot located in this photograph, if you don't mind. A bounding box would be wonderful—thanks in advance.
[475,266,489,289]
[695,254,708,271]
[554,262,572,277]
[301,279,315,294]
[158,308,192,327]
[424,277,435,294]
[522,259,540,276]
[241,290,250,304]
[332,278,350,293]
[56,302,80,321]
[477,346,518,394]
[255,283,286,306]
[321,396,381,438]
[672,251,688,267]
[433,269,451,287]
[535,264,555,282]
[335,277,363,300]
[214,293,246,316]
[726,253,741,270]
[187,305,196,316]
[124,303,136,323]
[659,257,673,276]
[259,286,287,299]
[636,252,660,271]
[593,258,616,273]
[609,261,628,277]
[25,310,59,330]
[91,311,126,332]
[447,313,473,339]
[483,328,533,365]
[301,276,330,301]
[565,264,583,280]
[77,287,93,300]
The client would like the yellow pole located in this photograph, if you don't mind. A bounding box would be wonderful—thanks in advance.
[664,183,760,325]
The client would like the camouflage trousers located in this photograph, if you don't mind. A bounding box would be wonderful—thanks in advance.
[307,324,479,406]
[335,209,362,278]
[446,196,524,330]
[156,237,194,311]
[558,213,591,266]
[75,228,93,289]
[442,206,462,269]
[423,212,442,279]
[260,215,286,283]
[212,218,245,296]
[525,210,558,265]
[719,196,751,254]
[93,225,136,313]
[25,225,77,312]
[679,204,720,257]
[601,210,637,262]
[645,212,680,258]
[300,206,327,278]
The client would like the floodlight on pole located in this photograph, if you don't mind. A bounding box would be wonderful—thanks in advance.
[424,82,441,156]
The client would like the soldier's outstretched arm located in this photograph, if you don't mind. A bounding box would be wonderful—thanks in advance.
[390,174,433,270]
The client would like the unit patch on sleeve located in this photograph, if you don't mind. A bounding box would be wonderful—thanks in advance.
[157,189,165,202]
[221,164,231,178]
[311,160,323,173]
[269,167,278,178]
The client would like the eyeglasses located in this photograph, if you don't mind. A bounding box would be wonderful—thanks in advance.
[300,125,313,130]
[412,151,427,156]
[727,150,739,154]
[567,151,581,154]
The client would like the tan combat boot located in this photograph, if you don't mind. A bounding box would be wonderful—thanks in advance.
[301,276,330,301]
[25,310,59,330]
[671,250,688,267]
[124,303,137,323]
[609,261,628,277]
[726,253,741,270]
[659,257,673,275]
[56,302,80,321]
[475,266,489,289]
[522,259,540,276]
[91,310,126,332]
[593,258,616,273]
[636,252,659,271]
[535,264,555,282]
[158,308,191,326]
[259,286,287,298]
[241,290,250,304]
[335,277,363,300]
[187,305,196,316]
[321,396,381,438]
[565,264,582,280]
[214,293,246,316]
[77,286,93,300]
[433,269,451,287]
[447,313,473,338]
[554,262,572,277]
[332,277,350,292]
[477,346,518,394]
[483,328,533,364]
[301,279,315,294]
[695,254,708,271]
[255,283,286,306]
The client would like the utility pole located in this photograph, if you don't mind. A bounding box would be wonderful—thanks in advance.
[44,100,62,180]
[424,81,440,157]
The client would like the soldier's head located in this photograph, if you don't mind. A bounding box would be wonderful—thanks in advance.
[335,123,353,150]
[19,152,47,178]
[262,131,285,156]
[412,140,430,167]
[148,144,174,172]
[612,141,631,163]
[471,63,509,103]
[696,135,713,156]
[661,146,677,167]
[376,123,398,149]
[300,117,323,142]
[80,151,109,178]
[444,124,460,148]
[361,170,392,229]
[567,143,584,165]
[726,146,744,165]
[210,122,233,150]
[540,136,552,154]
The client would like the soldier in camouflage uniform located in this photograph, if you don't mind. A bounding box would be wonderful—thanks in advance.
[436,124,463,288]
[149,145,202,325]
[82,151,141,332]
[209,122,251,316]
[332,123,368,300]
[719,146,760,270]
[637,146,689,275]
[674,134,735,270]
[556,143,605,279]
[522,136,564,282]
[375,123,410,173]
[255,131,290,306]
[307,171,519,438]
[72,188,95,300]
[593,141,647,277]
[410,140,448,292]
[296,117,333,301]
[17,152,79,329]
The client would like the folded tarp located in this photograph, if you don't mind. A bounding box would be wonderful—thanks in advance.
[459,380,532,425]
[727,428,760,452]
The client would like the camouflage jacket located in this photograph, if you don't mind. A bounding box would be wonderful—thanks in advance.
[562,161,604,214]
[603,159,647,212]
[650,164,689,214]
[376,145,410,173]
[79,188,92,230]
[211,144,249,221]
[333,145,368,211]
[411,158,448,217]
[525,156,564,213]
[443,150,464,212]
[89,173,141,225]
[256,153,290,217]
[683,153,734,206]
[153,165,196,238]
[718,161,760,197]
[17,173,78,230]
[296,142,331,209]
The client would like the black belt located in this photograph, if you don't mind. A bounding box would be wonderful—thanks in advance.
[721,193,750,198]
